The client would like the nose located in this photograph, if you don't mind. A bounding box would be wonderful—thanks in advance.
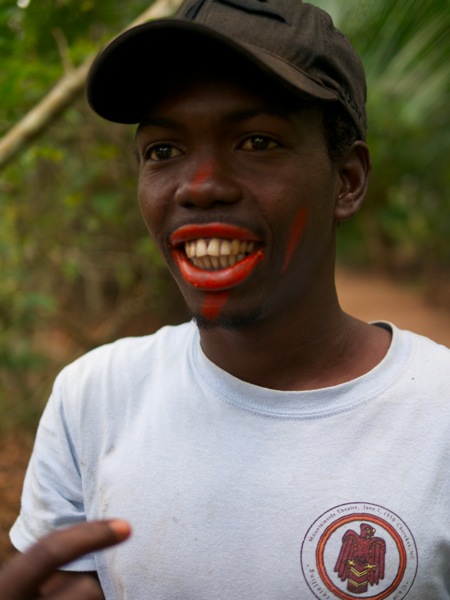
[174,156,241,209]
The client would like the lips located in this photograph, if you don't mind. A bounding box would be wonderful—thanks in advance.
[169,223,264,291]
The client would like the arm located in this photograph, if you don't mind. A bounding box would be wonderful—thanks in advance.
[1,520,131,600]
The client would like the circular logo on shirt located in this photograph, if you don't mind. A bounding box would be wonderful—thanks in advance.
[300,502,418,599]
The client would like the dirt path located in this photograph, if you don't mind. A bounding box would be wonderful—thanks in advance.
[337,268,450,347]
[1,268,449,565]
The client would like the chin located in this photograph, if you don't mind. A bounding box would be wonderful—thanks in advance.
[192,308,263,331]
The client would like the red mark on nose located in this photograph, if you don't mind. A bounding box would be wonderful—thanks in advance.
[282,206,308,273]
[201,292,229,320]
[191,159,214,187]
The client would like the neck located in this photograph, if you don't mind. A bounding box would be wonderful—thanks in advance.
[198,284,391,391]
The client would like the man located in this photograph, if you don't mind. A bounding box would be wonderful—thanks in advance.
[10,0,450,598]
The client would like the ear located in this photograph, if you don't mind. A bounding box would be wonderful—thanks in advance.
[334,141,371,223]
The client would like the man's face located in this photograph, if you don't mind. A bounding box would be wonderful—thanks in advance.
[135,74,342,329]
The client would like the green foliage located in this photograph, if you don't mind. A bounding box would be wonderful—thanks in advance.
[0,103,186,428]
[0,0,155,127]
[315,0,450,272]
[0,0,186,429]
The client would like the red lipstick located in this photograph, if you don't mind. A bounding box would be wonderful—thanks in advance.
[169,223,264,292]
[170,223,259,245]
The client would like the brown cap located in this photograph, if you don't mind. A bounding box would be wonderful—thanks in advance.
[86,0,367,137]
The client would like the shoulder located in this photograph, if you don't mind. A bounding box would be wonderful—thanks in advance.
[399,325,450,363]
[376,322,450,359]
[51,321,197,410]
[387,323,450,387]
[61,321,195,377]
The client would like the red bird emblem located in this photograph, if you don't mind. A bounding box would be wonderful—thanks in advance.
[334,523,386,594]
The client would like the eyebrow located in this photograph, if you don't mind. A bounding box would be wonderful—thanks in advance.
[135,106,294,138]
[135,116,180,137]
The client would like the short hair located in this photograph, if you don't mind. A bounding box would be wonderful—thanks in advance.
[322,103,362,162]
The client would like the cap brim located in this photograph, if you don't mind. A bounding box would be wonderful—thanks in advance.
[87,19,339,124]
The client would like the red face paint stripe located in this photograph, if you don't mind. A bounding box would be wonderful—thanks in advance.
[201,292,230,320]
[282,206,308,273]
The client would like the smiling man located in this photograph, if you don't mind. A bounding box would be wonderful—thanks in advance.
[9,0,450,598]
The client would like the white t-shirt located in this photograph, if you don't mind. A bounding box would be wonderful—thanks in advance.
[11,322,450,599]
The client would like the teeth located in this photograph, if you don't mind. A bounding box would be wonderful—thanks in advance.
[231,239,240,254]
[203,256,212,269]
[220,240,231,256]
[184,237,258,271]
[196,239,208,257]
[208,239,220,256]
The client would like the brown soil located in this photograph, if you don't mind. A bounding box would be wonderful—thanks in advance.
[336,267,450,347]
[1,268,449,566]
[0,433,34,566]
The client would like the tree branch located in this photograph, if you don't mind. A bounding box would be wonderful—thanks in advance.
[0,0,182,171]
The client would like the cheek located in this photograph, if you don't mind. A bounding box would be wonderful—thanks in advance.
[138,173,170,237]
[282,205,308,273]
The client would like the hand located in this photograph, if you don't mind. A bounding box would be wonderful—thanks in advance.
[0,520,131,599]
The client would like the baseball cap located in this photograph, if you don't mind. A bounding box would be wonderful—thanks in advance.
[86,0,367,137]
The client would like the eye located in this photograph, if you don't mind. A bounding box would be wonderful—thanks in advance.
[144,143,182,161]
[240,135,279,152]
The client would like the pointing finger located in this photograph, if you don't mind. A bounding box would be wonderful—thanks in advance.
[0,520,131,599]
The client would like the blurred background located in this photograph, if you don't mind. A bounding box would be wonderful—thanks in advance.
[0,0,449,562]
